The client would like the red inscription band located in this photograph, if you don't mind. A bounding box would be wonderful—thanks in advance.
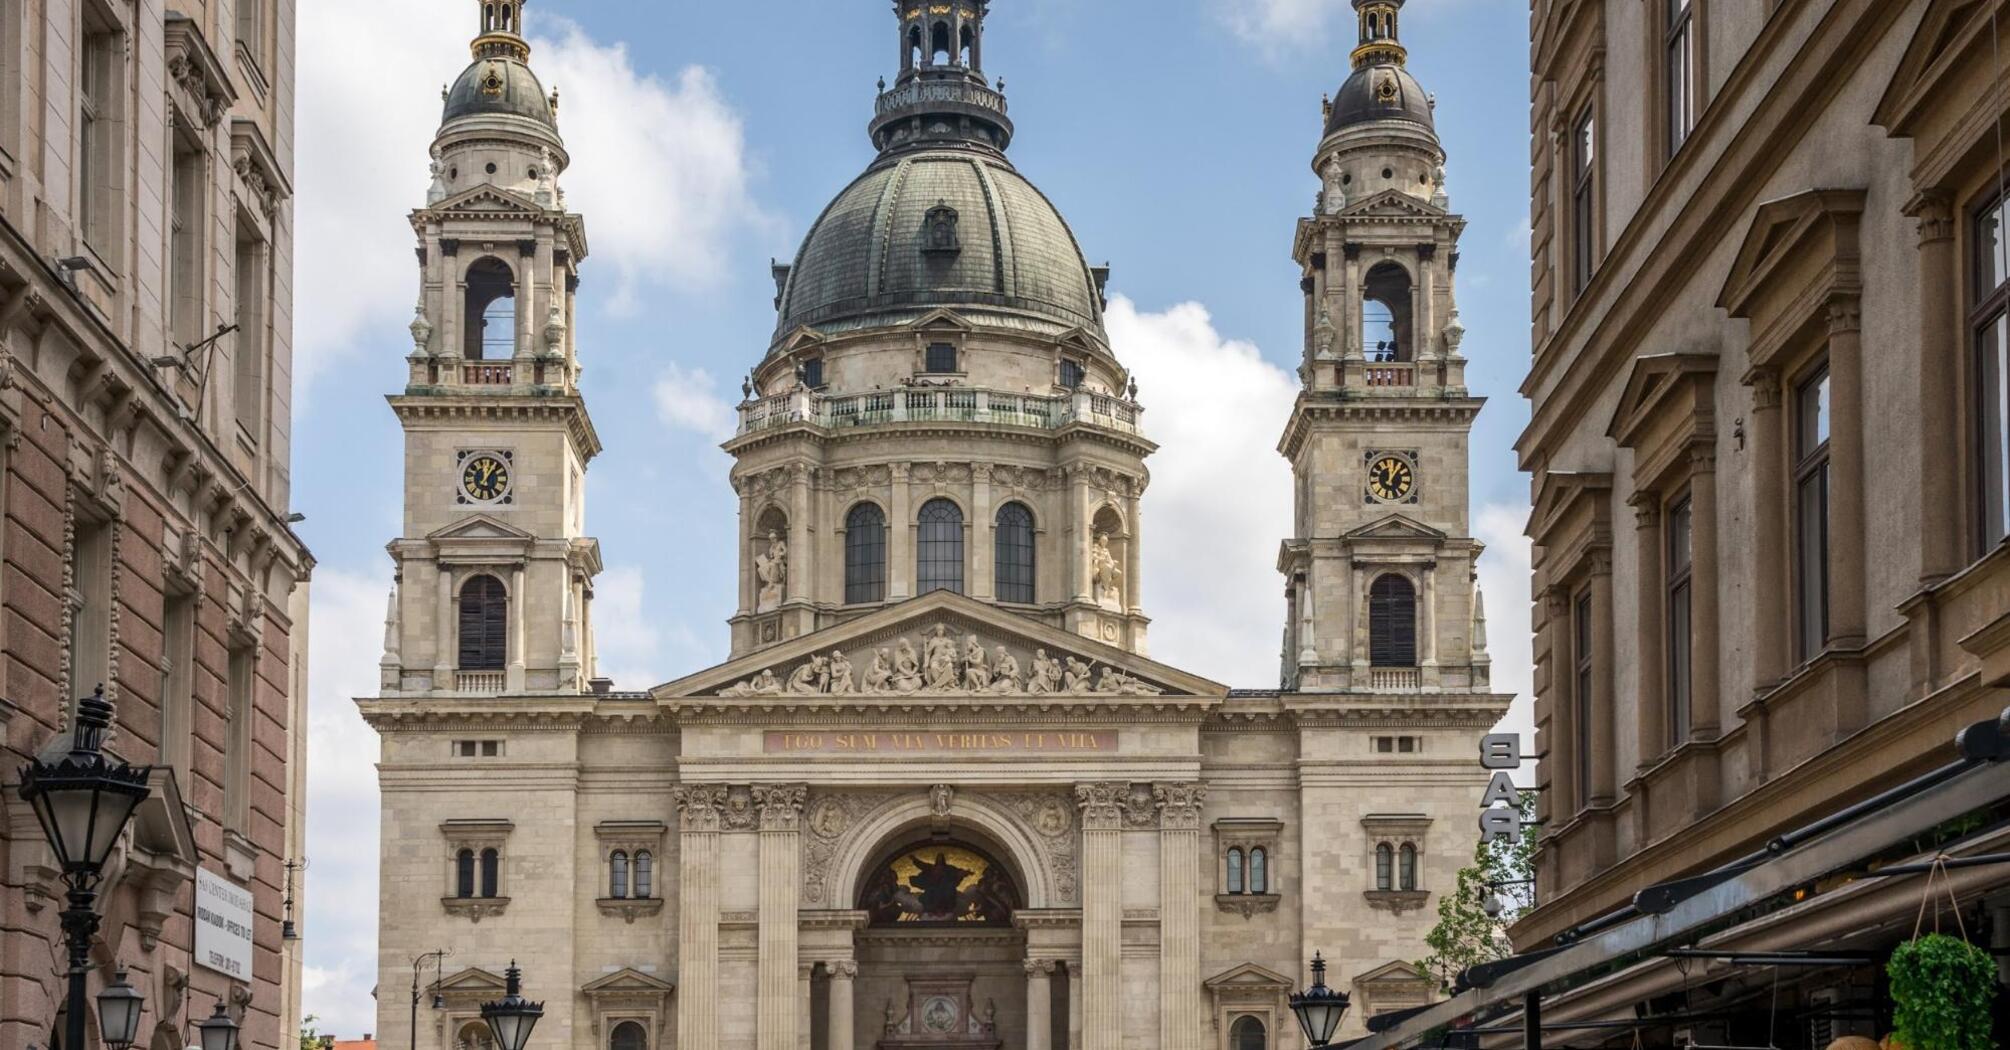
[763,730,1117,754]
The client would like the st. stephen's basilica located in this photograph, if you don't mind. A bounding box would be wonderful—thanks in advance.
[363,2,1509,1048]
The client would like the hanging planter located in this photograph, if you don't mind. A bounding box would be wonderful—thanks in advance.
[1885,932,1996,1050]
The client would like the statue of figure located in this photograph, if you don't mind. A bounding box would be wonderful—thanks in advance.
[1321,155,1348,215]
[828,650,855,694]
[991,647,1022,694]
[787,656,828,695]
[863,648,894,692]
[426,152,449,204]
[929,783,954,818]
[892,639,924,693]
[963,635,991,692]
[1091,534,1124,610]
[749,669,784,696]
[1028,649,1062,694]
[924,627,960,691]
[755,531,788,611]
[1063,656,1093,692]
[1096,666,1127,694]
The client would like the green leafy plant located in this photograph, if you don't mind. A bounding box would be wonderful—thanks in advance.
[1418,793,1535,993]
[1887,933,1997,1050]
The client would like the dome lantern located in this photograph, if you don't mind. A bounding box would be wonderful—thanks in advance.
[871,1,1014,154]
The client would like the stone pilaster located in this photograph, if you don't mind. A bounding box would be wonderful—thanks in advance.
[433,566,453,685]
[1825,298,1867,670]
[1628,496,1666,767]
[1745,372,1787,694]
[1586,553,1615,807]
[1911,191,1959,583]
[755,784,806,1050]
[673,786,727,1049]
[1024,959,1055,1050]
[828,960,858,1050]
[890,463,912,600]
[1154,783,1205,1050]
[787,465,811,604]
[506,564,526,691]
[1074,782,1125,1050]
[972,463,995,599]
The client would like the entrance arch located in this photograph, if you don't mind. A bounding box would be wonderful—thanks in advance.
[827,793,1060,911]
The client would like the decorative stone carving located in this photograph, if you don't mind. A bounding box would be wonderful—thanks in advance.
[1091,533,1124,610]
[721,787,758,831]
[720,622,1164,697]
[1120,784,1158,830]
[1153,783,1207,830]
[754,784,807,831]
[1075,782,1127,831]
[410,302,434,354]
[755,530,788,612]
[672,786,728,832]
[929,784,955,819]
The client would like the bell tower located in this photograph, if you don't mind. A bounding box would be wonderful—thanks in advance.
[379,0,603,697]
[1279,0,1493,694]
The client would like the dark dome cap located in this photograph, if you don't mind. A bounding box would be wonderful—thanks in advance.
[444,57,555,130]
[1325,64,1434,135]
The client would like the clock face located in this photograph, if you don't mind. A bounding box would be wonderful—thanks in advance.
[460,454,512,504]
[1367,455,1416,503]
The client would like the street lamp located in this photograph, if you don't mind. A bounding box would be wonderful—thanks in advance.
[1289,953,1351,1048]
[411,949,451,1050]
[196,1001,240,1050]
[480,961,544,1050]
[15,686,152,1050]
[96,968,145,1050]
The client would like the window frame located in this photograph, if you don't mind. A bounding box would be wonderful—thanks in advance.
[1665,495,1694,746]
[1374,842,1394,891]
[1663,0,1697,159]
[916,498,966,595]
[1793,362,1832,662]
[1973,191,2010,551]
[457,574,509,671]
[610,850,630,899]
[1570,103,1598,297]
[1229,1016,1267,1050]
[844,502,888,604]
[234,215,271,442]
[76,5,124,258]
[1398,843,1419,891]
[924,341,959,374]
[993,501,1036,604]
[1367,573,1418,668]
[1572,590,1594,805]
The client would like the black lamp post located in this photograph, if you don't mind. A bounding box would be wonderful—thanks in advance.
[96,969,144,1050]
[410,949,450,1050]
[481,961,544,1050]
[16,687,151,1050]
[196,1001,240,1050]
[1289,953,1352,1048]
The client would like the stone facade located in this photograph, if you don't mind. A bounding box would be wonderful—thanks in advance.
[0,0,311,1047]
[1518,0,2010,1028]
[368,3,1507,1050]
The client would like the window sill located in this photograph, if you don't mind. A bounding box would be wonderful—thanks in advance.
[1213,893,1281,919]
[441,896,510,922]
[597,897,665,924]
[1362,890,1431,915]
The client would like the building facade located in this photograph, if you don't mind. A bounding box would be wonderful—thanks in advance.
[0,0,311,1048]
[1511,0,2010,1041]
[364,3,1507,1050]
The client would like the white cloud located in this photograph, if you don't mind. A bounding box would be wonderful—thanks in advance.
[653,363,739,440]
[300,567,397,1038]
[1108,297,1299,687]
[591,566,668,690]
[294,4,769,392]
[1216,0,1465,53]
[1474,500,1536,749]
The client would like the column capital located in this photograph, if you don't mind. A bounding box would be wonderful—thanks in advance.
[1074,782,1128,830]
[754,783,807,831]
[798,962,817,980]
[673,785,729,832]
[1905,188,1956,243]
[826,960,858,979]
[1824,295,1863,336]
[1152,782,1207,831]
[1746,367,1784,410]
[1689,443,1718,474]
[1024,958,1058,977]
[1628,494,1661,527]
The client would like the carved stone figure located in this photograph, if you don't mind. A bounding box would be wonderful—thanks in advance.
[924,627,960,691]
[755,531,788,611]
[828,650,856,694]
[892,639,924,693]
[1063,656,1093,692]
[864,648,894,692]
[1028,649,1061,694]
[787,655,828,695]
[725,668,784,697]
[929,784,954,818]
[990,647,1022,694]
[962,635,991,691]
[1091,533,1124,610]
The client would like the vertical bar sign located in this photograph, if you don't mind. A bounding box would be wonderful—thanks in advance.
[1479,733,1527,845]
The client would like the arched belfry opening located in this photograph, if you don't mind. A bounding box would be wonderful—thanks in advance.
[930,21,952,65]
[1361,261,1414,362]
[464,257,518,359]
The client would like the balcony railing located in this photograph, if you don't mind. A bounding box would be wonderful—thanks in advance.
[462,363,515,386]
[455,670,506,692]
[1367,667,1422,692]
[1363,364,1416,388]
[736,387,1144,438]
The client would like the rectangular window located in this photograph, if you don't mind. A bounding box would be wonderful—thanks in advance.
[800,357,824,389]
[1665,497,1694,747]
[1397,736,1417,753]
[1573,591,1594,803]
[1794,364,1832,661]
[68,516,112,696]
[0,0,20,160]
[236,0,267,70]
[169,133,204,347]
[925,342,959,374]
[1665,0,1696,157]
[1060,359,1085,389]
[225,644,254,831]
[1977,194,2010,549]
[1571,105,1597,296]
[160,590,196,777]
[234,224,268,438]
[77,15,122,252]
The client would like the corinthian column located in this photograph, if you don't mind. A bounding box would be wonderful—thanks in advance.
[756,784,806,1050]
[1024,959,1055,1050]
[828,960,857,1050]
[1154,784,1206,1050]
[1826,298,1868,668]
[1912,192,1960,583]
[1074,783,1125,1050]
[673,786,727,1050]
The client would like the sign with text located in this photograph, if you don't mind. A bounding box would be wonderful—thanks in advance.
[1478,733,1529,846]
[195,868,254,980]
[764,730,1117,754]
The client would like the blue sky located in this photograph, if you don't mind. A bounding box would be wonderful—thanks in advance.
[293,0,1532,1035]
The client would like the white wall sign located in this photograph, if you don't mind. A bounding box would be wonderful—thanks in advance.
[195,867,255,980]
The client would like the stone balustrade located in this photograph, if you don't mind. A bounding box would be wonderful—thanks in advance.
[736,387,1145,438]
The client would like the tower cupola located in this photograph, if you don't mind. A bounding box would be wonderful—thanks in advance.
[1351,0,1407,70]
[871,0,1013,153]
[474,0,530,62]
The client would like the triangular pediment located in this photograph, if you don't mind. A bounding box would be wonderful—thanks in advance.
[429,185,543,217]
[1342,513,1447,543]
[581,967,674,994]
[427,513,537,543]
[1716,190,1865,319]
[775,325,829,356]
[1204,963,1294,992]
[1606,353,1718,447]
[1355,960,1429,987]
[1874,0,1988,135]
[1530,471,1613,544]
[656,590,1226,700]
[910,308,976,332]
[1337,189,1444,220]
[132,769,198,865]
[434,967,507,993]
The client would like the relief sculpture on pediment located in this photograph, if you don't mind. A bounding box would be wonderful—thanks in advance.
[719,621,1163,698]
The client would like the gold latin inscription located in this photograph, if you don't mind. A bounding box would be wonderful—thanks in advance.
[763,730,1117,754]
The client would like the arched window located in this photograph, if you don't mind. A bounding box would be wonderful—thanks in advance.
[458,1022,497,1050]
[610,850,629,899]
[1399,843,1419,891]
[634,850,653,899]
[458,575,508,671]
[845,503,887,604]
[930,21,951,63]
[1369,575,1418,668]
[917,499,965,595]
[959,24,975,64]
[1250,848,1268,894]
[609,1022,647,1050]
[1231,1016,1267,1050]
[464,258,518,360]
[479,848,500,898]
[455,848,476,898]
[1360,262,1414,362]
[1375,843,1394,891]
[995,503,1036,604]
[1226,848,1245,894]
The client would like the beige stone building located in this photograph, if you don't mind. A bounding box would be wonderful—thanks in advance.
[1356,1,2010,1047]
[363,3,1507,1050]
[0,0,312,1047]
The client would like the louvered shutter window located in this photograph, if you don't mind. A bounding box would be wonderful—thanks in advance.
[459,575,508,670]
[1369,574,1418,667]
